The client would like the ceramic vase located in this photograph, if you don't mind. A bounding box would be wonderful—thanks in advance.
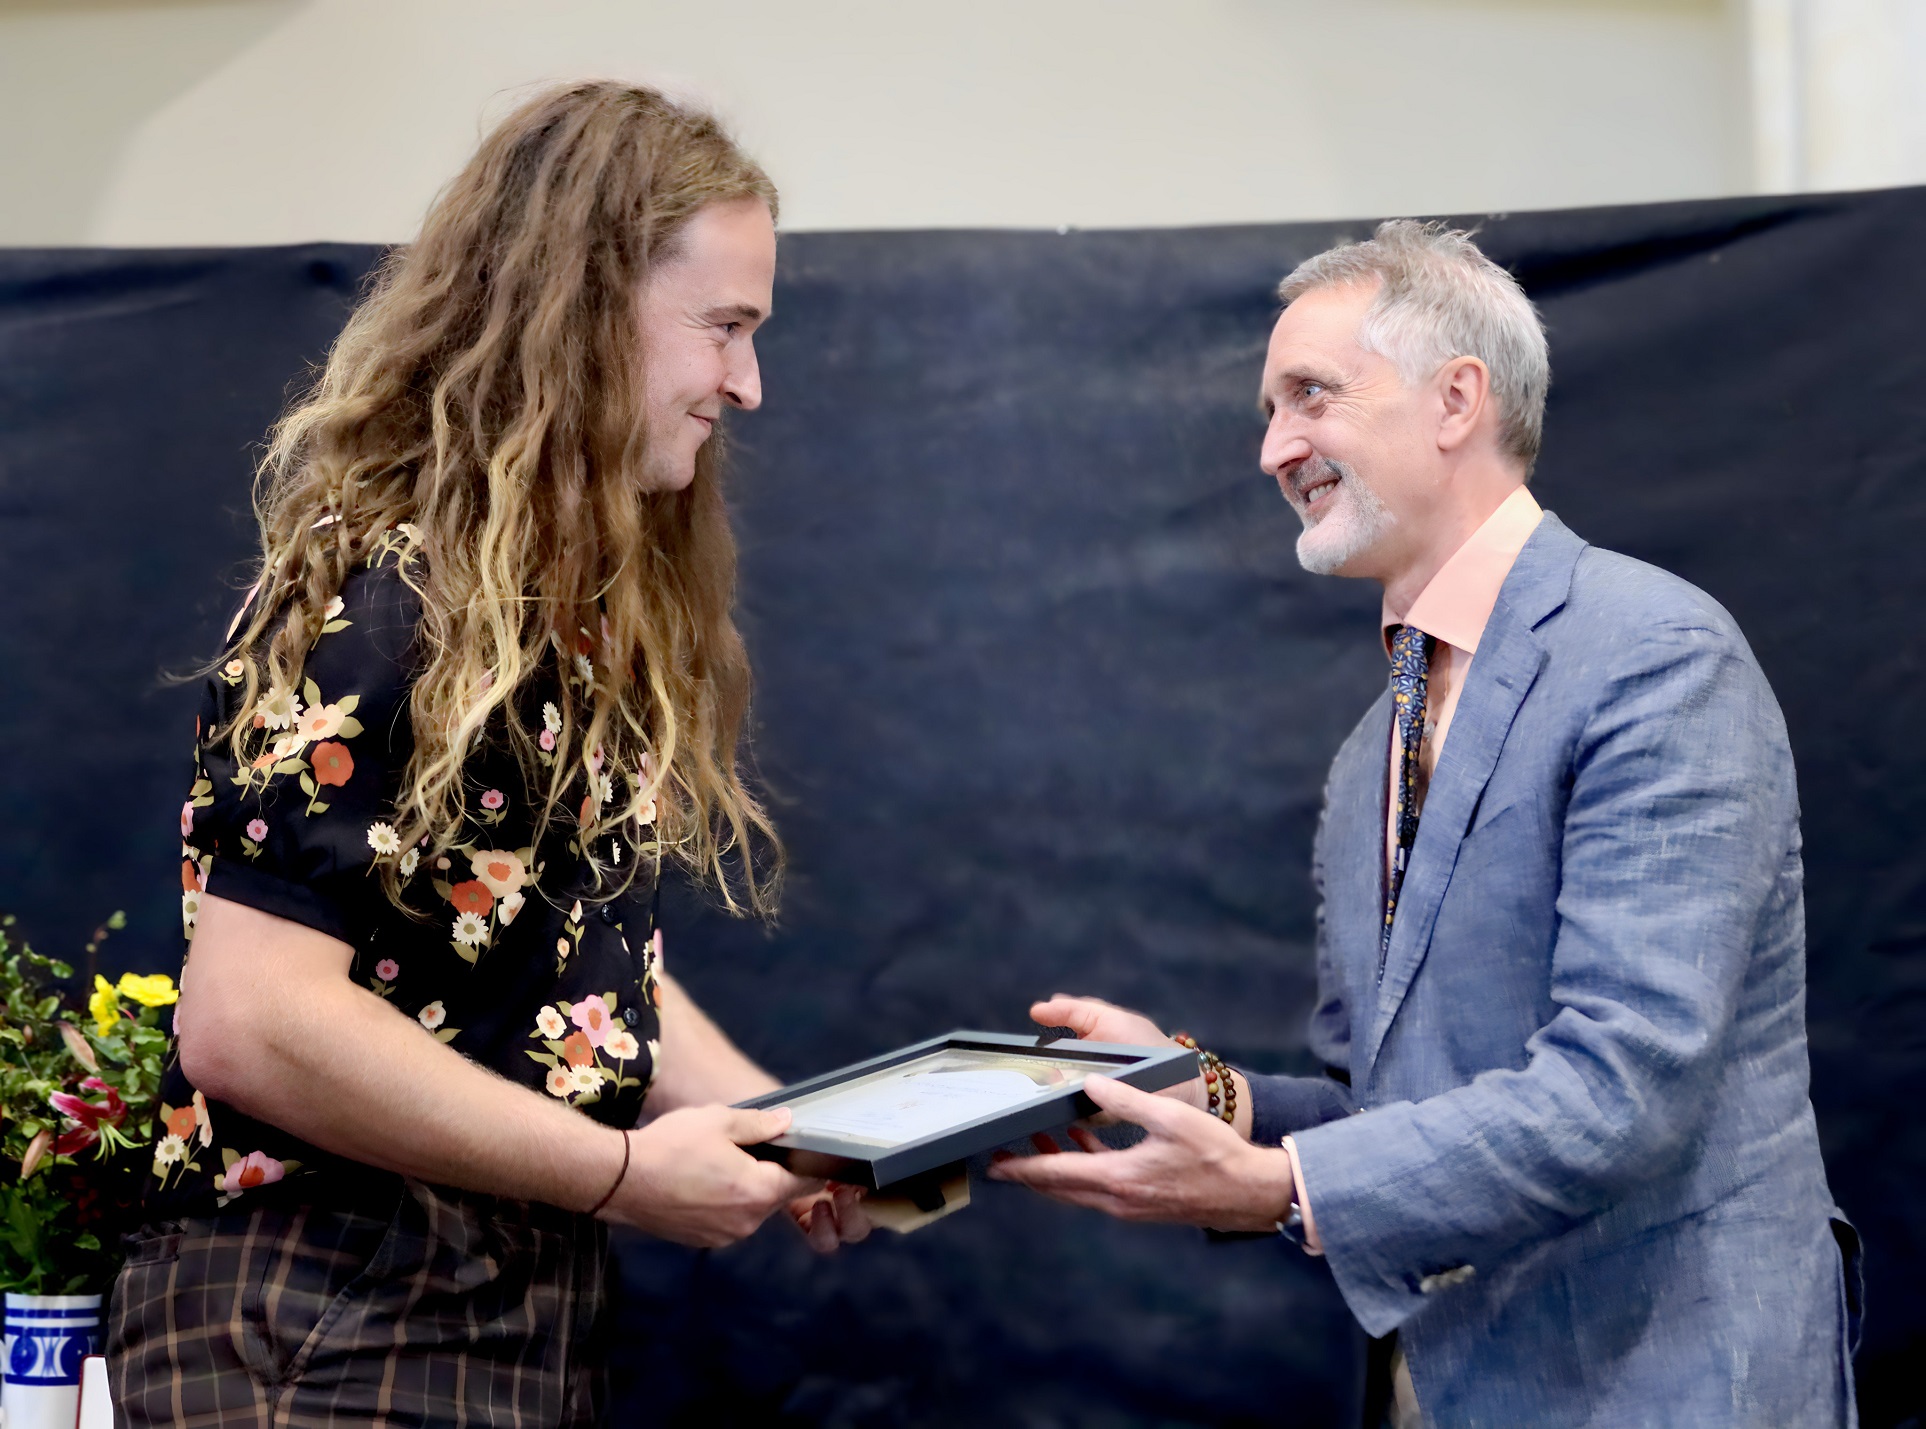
[2,1292,104,1429]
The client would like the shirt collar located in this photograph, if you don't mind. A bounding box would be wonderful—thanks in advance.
[1380,486,1544,658]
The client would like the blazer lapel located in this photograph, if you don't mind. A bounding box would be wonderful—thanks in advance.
[1357,513,1585,1075]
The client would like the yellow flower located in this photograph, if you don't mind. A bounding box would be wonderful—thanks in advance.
[116,972,180,1008]
[89,976,122,1036]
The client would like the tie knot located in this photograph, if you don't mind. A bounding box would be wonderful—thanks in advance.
[1390,623,1431,669]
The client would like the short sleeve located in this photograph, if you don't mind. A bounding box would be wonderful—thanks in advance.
[186,554,422,947]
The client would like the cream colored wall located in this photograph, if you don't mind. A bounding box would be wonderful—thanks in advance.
[0,0,1765,246]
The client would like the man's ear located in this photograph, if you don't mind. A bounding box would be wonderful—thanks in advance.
[1436,356,1492,454]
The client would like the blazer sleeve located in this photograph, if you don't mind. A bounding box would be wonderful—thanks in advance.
[1247,794,1360,1143]
[1290,620,1798,1336]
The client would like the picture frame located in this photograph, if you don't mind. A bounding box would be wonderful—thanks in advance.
[733,1031,1196,1195]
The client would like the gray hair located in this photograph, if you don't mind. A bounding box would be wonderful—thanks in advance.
[1278,220,1549,473]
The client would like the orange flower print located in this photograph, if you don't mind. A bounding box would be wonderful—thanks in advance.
[180,859,207,894]
[449,880,494,916]
[311,741,354,786]
[561,1031,594,1068]
[165,1106,197,1139]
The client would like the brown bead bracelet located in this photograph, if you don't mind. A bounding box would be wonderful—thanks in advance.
[1173,1032,1238,1125]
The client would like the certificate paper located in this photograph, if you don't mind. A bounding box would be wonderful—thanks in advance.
[783,1049,1093,1148]
[737,1030,1196,1194]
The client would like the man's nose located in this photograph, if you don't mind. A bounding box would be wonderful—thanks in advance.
[1260,415,1309,477]
[724,345,762,411]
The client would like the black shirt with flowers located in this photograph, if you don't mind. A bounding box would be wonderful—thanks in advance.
[145,528,662,1218]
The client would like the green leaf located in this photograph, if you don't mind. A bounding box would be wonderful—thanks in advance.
[273,759,305,775]
[433,1027,461,1043]
[451,939,478,965]
[299,772,316,796]
[525,1050,559,1068]
[336,717,364,739]
[302,678,321,708]
[336,694,360,715]
[309,802,329,815]
[542,1039,568,1056]
[320,619,350,634]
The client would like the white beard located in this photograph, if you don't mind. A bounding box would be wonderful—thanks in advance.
[1293,458,1396,575]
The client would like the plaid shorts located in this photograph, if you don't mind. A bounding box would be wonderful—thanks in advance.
[106,1177,611,1427]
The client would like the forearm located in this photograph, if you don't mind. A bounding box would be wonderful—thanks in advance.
[190,970,623,1211]
[641,970,778,1116]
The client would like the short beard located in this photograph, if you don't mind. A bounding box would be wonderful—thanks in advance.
[1291,456,1395,576]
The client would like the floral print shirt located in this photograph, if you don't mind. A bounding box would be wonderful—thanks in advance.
[144,529,663,1217]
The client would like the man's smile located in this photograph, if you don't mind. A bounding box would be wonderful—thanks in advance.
[1290,465,1340,517]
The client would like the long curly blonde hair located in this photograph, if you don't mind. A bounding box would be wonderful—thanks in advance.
[216,80,781,913]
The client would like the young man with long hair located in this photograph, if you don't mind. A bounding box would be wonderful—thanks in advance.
[108,81,866,1425]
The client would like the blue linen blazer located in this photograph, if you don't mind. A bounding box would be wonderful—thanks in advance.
[1247,513,1857,1427]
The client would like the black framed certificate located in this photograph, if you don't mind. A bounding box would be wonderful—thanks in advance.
[734,1031,1195,1193]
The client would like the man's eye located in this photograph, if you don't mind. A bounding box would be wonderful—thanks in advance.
[1302,382,1325,400]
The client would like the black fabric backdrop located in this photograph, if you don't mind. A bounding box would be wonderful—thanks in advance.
[3,189,1923,1427]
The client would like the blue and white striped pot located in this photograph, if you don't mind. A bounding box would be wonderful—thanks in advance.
[2,1292,104,1429]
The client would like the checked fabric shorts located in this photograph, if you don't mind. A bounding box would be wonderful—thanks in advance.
[106,1177,612,1428]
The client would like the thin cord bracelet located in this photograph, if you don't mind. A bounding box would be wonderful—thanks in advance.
[589,1128,632,1216]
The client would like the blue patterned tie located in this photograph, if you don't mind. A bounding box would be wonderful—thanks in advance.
[1379,624,1433,984]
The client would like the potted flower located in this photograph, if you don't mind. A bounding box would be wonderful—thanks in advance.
[1,912,174,1429]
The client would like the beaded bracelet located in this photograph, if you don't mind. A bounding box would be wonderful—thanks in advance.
[1173,1032,1238,1125]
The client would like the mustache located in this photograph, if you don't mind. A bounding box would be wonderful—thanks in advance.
[1288,454,1359,503]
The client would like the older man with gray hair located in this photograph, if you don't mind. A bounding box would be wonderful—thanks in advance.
[993,221,1857,1426]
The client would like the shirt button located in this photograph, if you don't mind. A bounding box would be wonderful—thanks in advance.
[622,1005,640,1027]
[598,904,619,925]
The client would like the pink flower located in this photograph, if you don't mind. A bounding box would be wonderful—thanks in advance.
[480,789,505,811]
[246,818,268,841]
[180,801,194,837]
[49,1077,128,1157]
[570,994,614,1048]
[221,1150,287,1195]
[375,958,400,981]
[538,728,556,752]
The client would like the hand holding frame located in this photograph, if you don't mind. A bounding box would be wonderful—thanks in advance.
[985,1074,1297,1234]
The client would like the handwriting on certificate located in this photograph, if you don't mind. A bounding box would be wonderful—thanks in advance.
[786,1068,1059,1147]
